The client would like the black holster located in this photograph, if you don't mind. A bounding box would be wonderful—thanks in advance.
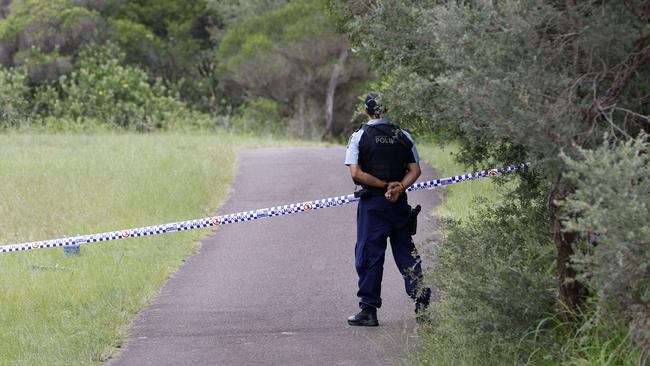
[408,204,421,235]
[354,188,371,199]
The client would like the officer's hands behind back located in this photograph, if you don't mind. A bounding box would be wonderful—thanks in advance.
[385,182,404,203]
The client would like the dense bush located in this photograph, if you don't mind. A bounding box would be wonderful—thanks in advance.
[0,0,105,81]
[0,65,29,126]
[101,0,216,103]
[420,199,556,363]
[34,44,192,130]
[1,0,362,130]
[0,42,208,131]
[230,97,287,135]
[332,0,649,363]
[0,0,218,105]
[217,0,368,138]
[561,134,650,349]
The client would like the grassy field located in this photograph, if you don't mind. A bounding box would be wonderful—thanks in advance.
[418,143,507,222]
[0,133,318,365]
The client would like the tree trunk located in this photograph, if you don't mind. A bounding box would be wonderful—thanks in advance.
[296,90,306,137]
[548,2,649,320]
[323,49,348,140]
[548,179,589,320]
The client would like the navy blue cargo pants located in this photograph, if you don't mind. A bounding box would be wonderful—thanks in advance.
[355,194,431,309]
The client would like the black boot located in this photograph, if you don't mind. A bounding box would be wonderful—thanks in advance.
[347,307,378,326]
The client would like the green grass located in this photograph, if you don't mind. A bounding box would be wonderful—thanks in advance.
[525,316,645,366]
[418,143,506,222]
[0,132,320,365]
[413,143,511,366]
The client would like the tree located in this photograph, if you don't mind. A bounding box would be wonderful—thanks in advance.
[205,0,288,32]
[561,133,650,349]
[101,0,215,84]
[331,1,650,361]
[34,43,191,130]
[0,0,219,105]
[332,0,649,316]
[217,0,369,137]
[324,49,348,139]
[0,0,106,82]
[0,0,11,19]
[0,65,29,126]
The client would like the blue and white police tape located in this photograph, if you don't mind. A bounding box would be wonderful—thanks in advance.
[0,163,529,254]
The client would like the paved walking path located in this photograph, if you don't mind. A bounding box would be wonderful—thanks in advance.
[108,147,440,366]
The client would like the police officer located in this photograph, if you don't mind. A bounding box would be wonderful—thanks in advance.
[344,92,431,326]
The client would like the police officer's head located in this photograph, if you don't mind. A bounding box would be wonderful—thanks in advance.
[364,92,387,119]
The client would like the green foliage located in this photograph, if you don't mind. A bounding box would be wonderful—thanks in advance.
[218,0,336,65]
[12,45,73,83]
[418,142,514,221]
[335,0,648,175]
[415,141,648,366]
[34,43,194,131]
[521,307,646,365]
[415,143,546,366]
[557,323,644,366]
[424,200,556,364]
[0,65,29,126]
[231,97,287,135]
[0,0,105,81]
[0,0,361,132]
[217,0,366,137]
[334,0,649,362]
[107,17,157,67]
[561,134,650,349]
[206,0,288,30]
[104,0,207,38]
[102,0,213,84]
[0,0,218,105]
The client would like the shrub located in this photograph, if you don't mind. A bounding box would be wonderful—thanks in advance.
[13,46,73,84]
[419,199,556,364]
[35,43,192,130]
[216,0,366,137]
[561,134,650,350]
[0,66,30,127]
[0,0,106,82]
[333,0,649,317]
[231,97,287,135]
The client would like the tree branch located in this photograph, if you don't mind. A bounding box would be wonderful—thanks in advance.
[586,36,649,125]
[323,49,348,139]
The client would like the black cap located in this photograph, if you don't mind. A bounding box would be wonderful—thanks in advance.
[364,92,386,116]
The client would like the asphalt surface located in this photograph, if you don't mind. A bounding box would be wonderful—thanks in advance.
[107,147,440,366]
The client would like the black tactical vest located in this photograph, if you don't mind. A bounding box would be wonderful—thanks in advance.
[358,122,414,193]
